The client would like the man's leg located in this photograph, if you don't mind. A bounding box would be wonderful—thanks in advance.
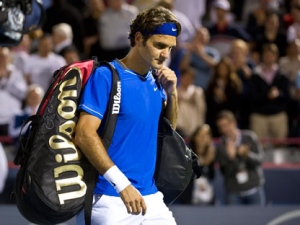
[76,194,144,225]
[225,192,242,205]
[269,112,288,139]
[142,192,177,225]
[243,188,266,206]
[250,113,268,140]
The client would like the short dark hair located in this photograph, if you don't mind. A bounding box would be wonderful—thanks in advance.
[128,6,181,47]
[262,43,279,56]
[216,110,236,123]
[180,67,196,77]
[60,45,79,56]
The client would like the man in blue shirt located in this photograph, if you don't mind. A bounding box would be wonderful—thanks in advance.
[75,6,181,225]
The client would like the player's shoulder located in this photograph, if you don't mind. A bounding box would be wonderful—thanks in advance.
[92,62,116,79]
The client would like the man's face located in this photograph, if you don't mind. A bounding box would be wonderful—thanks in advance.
[217,118,235,136]
[38,37,53,55]
[108,0,123,10]
[64,51,80,64]
[139,34,176,70]
[262,50,277,65]
[215,8,227,20]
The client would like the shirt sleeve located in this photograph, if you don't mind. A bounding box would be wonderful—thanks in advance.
[78,66,112,120]
[7,66,28,100]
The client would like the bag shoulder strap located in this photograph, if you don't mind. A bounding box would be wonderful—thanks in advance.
[98,61,120,149]
[84,61,120,225]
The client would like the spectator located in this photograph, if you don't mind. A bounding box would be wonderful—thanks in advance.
[61,46,81,64]
[8,84,44,140]
[216,110,265,206]
[173,0,206,29]
[0,142,8,193]
[279,38,300,92]
[91,0,139,62]
[205,57,242,137]
[24,34,66,92]
[131,0,159,11]
[156,0,195,45]
[82,0,106,58]
[282,0,297,30]
[190,124,216,205]
[208,0,235,25]
[227,39,254,129]
[279,39,300,136]
[52,23,76,57]
[254,11,287,58]
[245,0,281,40]
[207,0,251,57]
[250,43,290,142]
[10,34,32,76]
[287,0,300,43]
[175,123,215,205]
[176,67,206,142]
[42,0,85,53]
[179,27,220,89]
[0,47,27,136]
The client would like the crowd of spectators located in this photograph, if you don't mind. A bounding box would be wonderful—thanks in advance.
[1,0,300,205]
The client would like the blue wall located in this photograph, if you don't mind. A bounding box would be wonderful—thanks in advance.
[2,166,300,205]
[212,166,300,205]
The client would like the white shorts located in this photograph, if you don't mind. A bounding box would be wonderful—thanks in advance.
[76,191,176,225]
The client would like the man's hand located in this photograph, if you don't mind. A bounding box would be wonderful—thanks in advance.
[268,87,279,100]
[119,185,147,216]
[238,144,250,157]
[155,66,177,95]
[214,86,226,103]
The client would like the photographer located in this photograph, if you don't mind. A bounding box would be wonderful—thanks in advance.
[216,110,265,205]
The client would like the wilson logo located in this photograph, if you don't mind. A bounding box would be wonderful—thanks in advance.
[112,81,121,114]
[49,69,87,205]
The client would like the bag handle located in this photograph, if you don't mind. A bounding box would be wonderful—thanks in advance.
[13,114,37,165]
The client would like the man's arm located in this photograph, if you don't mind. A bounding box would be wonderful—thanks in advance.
[75,112,114,174]
[164,90,178,128]
[75,111,147,215]
[156,66,178,128]
[242,132,264,167]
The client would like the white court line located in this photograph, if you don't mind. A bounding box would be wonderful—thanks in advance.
[267,209,300,225]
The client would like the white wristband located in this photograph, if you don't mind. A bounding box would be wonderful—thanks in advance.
[103,165,131,193]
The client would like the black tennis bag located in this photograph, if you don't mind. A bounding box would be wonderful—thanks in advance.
[154,116,201,205]
[13,59,120,225]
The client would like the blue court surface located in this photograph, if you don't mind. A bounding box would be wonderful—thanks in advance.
[1,204,300,225]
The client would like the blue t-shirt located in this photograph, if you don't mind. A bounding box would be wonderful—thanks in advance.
[78,60,166,196]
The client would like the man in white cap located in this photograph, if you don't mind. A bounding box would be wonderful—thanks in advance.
[207,0,251,56]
